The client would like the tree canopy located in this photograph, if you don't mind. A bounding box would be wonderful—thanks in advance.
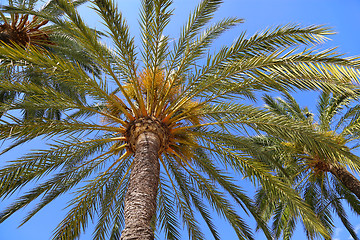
[0,0,360,239]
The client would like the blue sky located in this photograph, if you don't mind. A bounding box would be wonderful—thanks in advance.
[1,0,360,239]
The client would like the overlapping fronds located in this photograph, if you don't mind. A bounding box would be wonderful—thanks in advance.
[254,92,360,239]
[1,0,360,239]
[0,0,101,122]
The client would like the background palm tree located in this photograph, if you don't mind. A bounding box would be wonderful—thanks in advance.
[254,91,360,239]
[0,0,98,120]
[0,0,360,239]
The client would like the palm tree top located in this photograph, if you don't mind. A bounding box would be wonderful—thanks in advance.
[0,0,88,48]
[0,0,53,48]
[0,13,50,47]
[257,92,360,239]
[263,91,360,171]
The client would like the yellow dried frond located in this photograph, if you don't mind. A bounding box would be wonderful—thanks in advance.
[123,82,137,99]
[138,68,180,100]
[138,68,165,92]
[323,130,347,146]
[181,100,203,125]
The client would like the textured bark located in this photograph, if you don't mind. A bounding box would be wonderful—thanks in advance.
[329,164,360,200]
[121,131,160,240]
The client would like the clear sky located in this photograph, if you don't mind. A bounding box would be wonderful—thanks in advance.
[1,0,360,240]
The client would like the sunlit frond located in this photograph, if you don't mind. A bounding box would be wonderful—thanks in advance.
[2,0,360,239]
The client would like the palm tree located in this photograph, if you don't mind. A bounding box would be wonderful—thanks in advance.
[0,0,51,116]
[0,0,360,239]
[254,92,360,239]
[0,0,98,119]
[0,10,50,47]
[0,0,90,47]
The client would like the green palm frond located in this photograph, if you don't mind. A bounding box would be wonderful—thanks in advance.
[53,153,131,239]
[2,0,360,239]
[0,0,101,122]
[157,177,182,240]
[255,92,360,239]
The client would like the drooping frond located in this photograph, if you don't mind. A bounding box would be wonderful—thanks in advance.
[254,92,360,239]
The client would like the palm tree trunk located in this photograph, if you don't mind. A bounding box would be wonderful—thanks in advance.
[121,131,160,240]
[329,164,360,200]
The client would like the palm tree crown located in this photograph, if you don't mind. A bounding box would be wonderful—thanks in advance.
[0,0,56,48]
[0,13,50,47]
[254,92,360,239]
[0,0,98,119]
[1,0,360,239]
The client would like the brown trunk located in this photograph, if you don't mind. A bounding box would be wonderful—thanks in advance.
[121,131,160,240]
[329,164,360,200]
